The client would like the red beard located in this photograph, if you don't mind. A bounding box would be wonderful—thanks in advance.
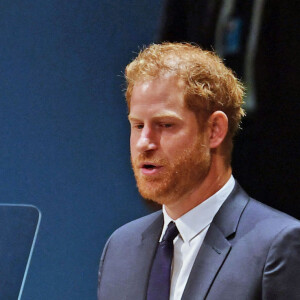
[131,137,211,205]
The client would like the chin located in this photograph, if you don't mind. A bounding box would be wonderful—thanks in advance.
[136,180,191,206]
[137,183,168,205]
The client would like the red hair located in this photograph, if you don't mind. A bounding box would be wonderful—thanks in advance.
[125,43,245,146]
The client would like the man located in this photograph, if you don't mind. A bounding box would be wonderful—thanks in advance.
[98,43,300,300]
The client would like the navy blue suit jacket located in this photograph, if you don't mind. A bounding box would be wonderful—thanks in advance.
[98,183,300,299]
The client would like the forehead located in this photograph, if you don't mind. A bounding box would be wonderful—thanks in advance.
[130,75,186,111]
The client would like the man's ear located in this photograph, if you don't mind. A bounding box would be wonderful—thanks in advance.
[207,111,228,149]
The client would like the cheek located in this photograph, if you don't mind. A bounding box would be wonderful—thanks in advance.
[160,140,186,159]
[130,135,137,155]
[162,132,196,151]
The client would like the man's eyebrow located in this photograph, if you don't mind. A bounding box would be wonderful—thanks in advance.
[152,113,183,121]
[128,115,140,122]
[128,112,183,122]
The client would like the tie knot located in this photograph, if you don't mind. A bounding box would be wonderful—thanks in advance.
[162,222,179,243]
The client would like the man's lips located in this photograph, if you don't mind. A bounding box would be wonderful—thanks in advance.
[139,162,163,175]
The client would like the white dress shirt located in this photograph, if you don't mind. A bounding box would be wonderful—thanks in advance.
[160,176,235,300]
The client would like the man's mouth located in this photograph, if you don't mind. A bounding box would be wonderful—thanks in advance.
[143,164,156,170]
[139,163,162,175]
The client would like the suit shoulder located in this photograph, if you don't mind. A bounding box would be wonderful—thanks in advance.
[110,210,162,240]
[248,198,299,223]
[242,198,300,235]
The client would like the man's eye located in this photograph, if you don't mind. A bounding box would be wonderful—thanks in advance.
[161,123,173,128]
[135,124,144,129]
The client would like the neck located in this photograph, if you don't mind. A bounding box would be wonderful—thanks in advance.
[164,155,232,220]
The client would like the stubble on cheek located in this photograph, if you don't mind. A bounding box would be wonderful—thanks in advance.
[130,138,211,205]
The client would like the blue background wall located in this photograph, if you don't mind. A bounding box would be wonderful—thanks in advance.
[0,0,162,298]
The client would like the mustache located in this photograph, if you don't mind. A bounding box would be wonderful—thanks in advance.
[132,153,168,166]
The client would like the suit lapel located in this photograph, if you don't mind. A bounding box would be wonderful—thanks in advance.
[126,212,163,300]
[182,182,250,300]
[182,223,231,300]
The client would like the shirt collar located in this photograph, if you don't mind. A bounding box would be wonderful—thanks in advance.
[161,176,235,243]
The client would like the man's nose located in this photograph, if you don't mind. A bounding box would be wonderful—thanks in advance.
[136,126,158,152]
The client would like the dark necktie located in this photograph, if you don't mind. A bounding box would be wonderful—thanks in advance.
[147,221,179,300]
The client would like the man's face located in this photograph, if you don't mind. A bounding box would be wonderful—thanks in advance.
[129,75,211,205]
